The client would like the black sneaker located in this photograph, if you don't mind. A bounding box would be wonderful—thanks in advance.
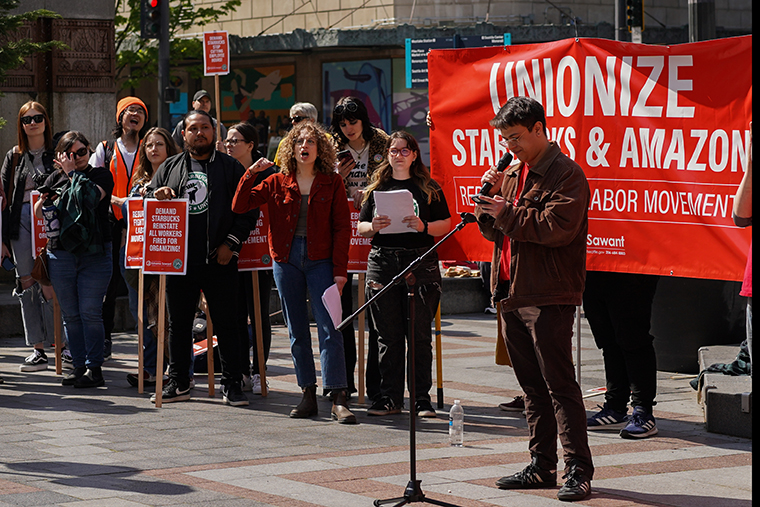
[61,366,87,386]
[415,399,437,418]
[498,395,525,412]
[20,349,48,372]
[557,461,591,501]
[496,456,557,489]
[222,381,249,407]
[74,367,105,388]
[150,379,191,403]
[60,348,74,370]
[126,371,157,387]
[367,397,402,416]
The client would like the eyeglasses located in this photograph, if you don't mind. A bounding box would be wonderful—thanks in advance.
[224,138,248,146]
[389,148,412,157]
[290,116,307,124]
[66,147,89,159]
[21,114,45,125]
[125,106,145,115]
[499,124,535,148]
[333,101,358,116]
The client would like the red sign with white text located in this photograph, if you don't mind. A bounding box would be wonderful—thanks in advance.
[142,199,188,275]
[203,31,229,76]
[125,198,145,269]
[348,201,371,273]
[30,191,47,259]
[238,205,273,271]
[428,36,752,281]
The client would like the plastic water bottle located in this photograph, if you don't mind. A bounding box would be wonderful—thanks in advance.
[449,400,464,447]
[41,197,59,239]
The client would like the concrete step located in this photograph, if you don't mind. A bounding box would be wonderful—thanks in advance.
[0,275,490,338]
[697,344,752,439]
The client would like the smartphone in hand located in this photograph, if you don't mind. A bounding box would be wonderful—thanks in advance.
[1,257,15,271]
[470,194,488,205]
[337,149,353,163]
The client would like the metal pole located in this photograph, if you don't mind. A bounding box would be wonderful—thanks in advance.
[157,0,170,129]
[688,0,716,42]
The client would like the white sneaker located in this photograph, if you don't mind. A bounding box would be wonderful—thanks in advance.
[252,373,268,395]
[242,374,253,392]
[20,349,48,372]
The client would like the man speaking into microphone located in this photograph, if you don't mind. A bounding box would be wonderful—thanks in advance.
[472,96,594,502]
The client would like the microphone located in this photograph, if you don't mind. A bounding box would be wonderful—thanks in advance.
[459,212,477,224]
[479,151,513,196]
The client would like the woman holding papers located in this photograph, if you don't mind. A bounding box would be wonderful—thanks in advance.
[232,120,356,424]
[357,130,451,417]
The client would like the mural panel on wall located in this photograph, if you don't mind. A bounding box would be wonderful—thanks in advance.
[220,65,296,152]
[322,60,392,133]
[391,58,431,165]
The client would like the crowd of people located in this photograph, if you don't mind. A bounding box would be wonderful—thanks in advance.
[0,92,752,503]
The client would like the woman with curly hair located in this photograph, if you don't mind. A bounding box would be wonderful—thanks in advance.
[232,121,355,424]
[357,130,451,418]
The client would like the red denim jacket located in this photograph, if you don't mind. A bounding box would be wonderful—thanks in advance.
[233,170,350,278]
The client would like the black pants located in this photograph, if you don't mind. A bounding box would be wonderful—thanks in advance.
[340,274,381,398]
[582,271,659,413]
[504,304,594,478]
[366,247,441,407]
[237,269,274,375]
[102,220,127,342]
[166,261,243,387]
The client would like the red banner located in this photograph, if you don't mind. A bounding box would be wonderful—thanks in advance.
[238,205,273,271]
[142,199,188,275]
[348,201,372,273]
[125,198,145,269]
[428,36,752,281]
[30,192,47,259]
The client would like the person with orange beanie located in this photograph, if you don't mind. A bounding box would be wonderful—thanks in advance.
[88,96,149,361]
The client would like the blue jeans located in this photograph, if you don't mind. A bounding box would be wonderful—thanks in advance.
[272,236,347,390]
[119,244,158,376]
[48,244,112,369]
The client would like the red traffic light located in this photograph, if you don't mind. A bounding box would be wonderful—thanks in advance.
[150,0,159,7]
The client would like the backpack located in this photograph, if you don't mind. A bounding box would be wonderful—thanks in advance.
[57,171,103,256]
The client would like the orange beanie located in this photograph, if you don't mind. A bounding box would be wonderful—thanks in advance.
[116,97,148,122]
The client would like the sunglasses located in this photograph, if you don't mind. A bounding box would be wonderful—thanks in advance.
[21,114,45,125]
[66,147,89,159]
[333,102,358,116]
[389,148,412,157]
[290,116,307,124]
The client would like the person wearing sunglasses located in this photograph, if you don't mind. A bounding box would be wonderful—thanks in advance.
[232,121,356,424]
[329,95,390,401]
[272,102,322,167]
[1,101,66,374]
[357,131,451,418]
[224,122,276,395]
[34,131,115,388]
[473,96,594,502]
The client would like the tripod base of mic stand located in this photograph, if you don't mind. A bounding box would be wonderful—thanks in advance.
[374,480,462,507]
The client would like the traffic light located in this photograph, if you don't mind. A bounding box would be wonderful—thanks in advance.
[626,0,644,32]
[140,0,162,39]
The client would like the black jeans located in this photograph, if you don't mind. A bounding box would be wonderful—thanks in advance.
[237,269,274,375]
[366,246,441,408]
[582,271,659,413]
[102,220,127,343]
[340,273,382,396]
[166,261,244,387]
[504,304,594,478]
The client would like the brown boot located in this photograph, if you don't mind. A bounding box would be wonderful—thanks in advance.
[290,385,318,418]
[331,389,357,424]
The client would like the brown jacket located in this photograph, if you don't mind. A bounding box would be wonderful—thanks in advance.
[475,142,590,312]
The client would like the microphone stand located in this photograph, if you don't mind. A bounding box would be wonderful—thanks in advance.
[338,212,476,507]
